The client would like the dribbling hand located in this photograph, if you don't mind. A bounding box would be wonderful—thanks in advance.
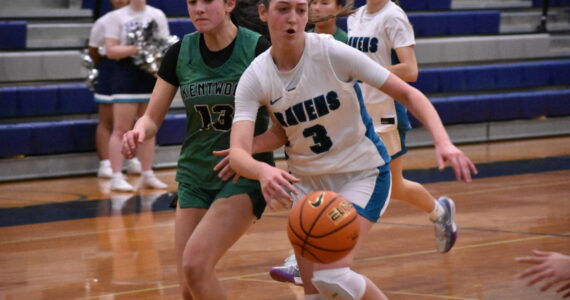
[257,163,300,210]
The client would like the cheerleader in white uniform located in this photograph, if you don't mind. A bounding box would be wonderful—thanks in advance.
[104,0,169,191]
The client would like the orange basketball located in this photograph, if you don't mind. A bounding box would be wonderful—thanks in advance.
[287,190,360,264]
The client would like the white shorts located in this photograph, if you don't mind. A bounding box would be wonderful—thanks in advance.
[291,164,391,222]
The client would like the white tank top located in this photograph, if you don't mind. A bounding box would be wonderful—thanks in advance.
[347,2,415,132]
[235,33,390,176]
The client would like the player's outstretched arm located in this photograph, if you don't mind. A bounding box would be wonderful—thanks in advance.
[379,74,478,182]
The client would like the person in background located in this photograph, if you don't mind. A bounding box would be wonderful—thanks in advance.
[308,0,351,43]
[347,0,467,254]
[88,0,143,179]
[104,0,168,191]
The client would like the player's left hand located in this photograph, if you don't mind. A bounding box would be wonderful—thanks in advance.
[516,250,570,297]
[213,149,241,183]
[434,141,478,182]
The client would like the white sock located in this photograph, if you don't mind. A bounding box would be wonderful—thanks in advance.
[100,159,111,167]
[142,170,154,177]
[429,201,445,221]
[112,172,123,179]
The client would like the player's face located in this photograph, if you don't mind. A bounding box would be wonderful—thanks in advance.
[187,0,235,33]
[110,0,129,10]
[310,0,338,21]
[260,0,308,42]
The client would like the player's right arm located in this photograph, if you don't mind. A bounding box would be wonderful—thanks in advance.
[122,42,181,158]
[230,66,298,208]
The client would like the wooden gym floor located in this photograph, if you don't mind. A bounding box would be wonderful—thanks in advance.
[0,136,569,300]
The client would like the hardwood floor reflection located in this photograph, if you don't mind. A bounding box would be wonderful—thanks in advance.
[0,136,569,299]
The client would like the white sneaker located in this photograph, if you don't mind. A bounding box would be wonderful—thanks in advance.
[111,173,134,192]
[141,173,168,189]
[97,160,113,178]
[126,158,142,175]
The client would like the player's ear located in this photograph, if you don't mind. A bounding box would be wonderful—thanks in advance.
[258,2,268,22]
[225,0,236,13]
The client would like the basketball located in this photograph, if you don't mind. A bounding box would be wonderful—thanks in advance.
[287,191,360,264]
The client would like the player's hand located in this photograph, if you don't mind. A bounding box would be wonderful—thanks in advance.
[257,163,299,210]
[213,149,240,183]
[122,129,145,159]
[516,250,570,297]
[434,141,477,182]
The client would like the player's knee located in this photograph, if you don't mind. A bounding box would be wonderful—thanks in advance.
[311,267,366,300]
[182,257,209,284]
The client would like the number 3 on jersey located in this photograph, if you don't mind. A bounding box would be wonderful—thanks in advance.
[303,124,332,154]
[194,104,234,131]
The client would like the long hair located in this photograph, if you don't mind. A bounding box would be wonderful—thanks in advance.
[231,0,270,39]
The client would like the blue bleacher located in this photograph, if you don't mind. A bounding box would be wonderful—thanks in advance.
[532,0,570,7]
[412,59,570,94]
[337,10,501,36]
[2,59,568,120]
[0,84,96,118]
[0,21,26,50]
[0,114,187,157]
[408,89,570,127]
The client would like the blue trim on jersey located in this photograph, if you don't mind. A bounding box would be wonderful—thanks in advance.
[354,82,391,164]
[113,98,150,103]
[353,164,391,222]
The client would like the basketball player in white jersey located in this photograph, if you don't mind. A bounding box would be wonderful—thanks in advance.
[229,0,477,298]
[348,0,467,254]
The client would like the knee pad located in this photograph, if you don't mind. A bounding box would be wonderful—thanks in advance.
[311,267,366,300]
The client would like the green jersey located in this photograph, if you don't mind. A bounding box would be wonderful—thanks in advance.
[175,27,273,187]
[307,27,348,43]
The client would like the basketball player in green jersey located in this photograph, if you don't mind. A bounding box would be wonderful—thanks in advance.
[307,0,350,43]
[121,0,272,298]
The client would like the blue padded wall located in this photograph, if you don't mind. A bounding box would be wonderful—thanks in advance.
[0,21,26,49]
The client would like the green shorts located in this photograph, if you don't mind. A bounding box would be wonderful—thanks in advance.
[177,179,266,219]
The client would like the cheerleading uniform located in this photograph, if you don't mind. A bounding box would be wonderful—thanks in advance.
[104,5,169,103]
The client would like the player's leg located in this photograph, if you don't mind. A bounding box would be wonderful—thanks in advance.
[109,102,139,191]
[380,129,457,252]
[181,181,265,299]
[299,215,388,299]
[96,102,113,178]
[299,166,391,299]
[175,204,207,299]
[182,194,257,298]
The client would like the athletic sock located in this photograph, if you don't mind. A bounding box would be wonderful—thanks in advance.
[429,200,445,221]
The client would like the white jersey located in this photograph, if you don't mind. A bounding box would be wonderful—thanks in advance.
[347,1,415,132]
[234,33,391,176]
[88,13,112,56]
[104,5,169,46]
